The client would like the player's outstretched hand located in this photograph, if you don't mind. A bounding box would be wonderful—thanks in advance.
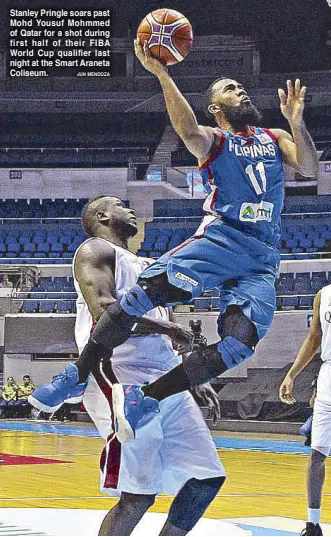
[134,38,168,77]
[278,79,306,127]
[192,383,221,425]
[279,375,296,405]
[168,323,194,354]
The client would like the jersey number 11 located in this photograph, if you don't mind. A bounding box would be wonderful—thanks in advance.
[245,162,267,195]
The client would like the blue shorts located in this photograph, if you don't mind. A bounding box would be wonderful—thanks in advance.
[141,216,280,339]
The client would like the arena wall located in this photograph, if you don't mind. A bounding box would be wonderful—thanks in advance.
[3,310,311,384]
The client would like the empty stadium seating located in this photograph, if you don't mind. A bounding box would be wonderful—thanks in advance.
[0,198,132,264]
[19,276,76,314]
[0,196,330,312]
[0,225,85,264]
[138,197,331,260]
[0,198,88,218]
[0,112,166,167]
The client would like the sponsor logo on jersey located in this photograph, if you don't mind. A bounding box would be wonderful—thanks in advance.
[240,201,274,223]
[256,132,273,144]
[241,205,255,219]
[229,138,276,158]
[175,272,199,287]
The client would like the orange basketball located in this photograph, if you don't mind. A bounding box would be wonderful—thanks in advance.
[137,9,193,66]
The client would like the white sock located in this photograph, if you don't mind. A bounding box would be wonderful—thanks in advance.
[308,508,321,525]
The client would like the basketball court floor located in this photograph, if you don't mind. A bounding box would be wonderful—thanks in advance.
[0,421,331,536]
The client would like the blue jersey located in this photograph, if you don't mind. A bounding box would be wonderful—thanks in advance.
[199,126,284,247]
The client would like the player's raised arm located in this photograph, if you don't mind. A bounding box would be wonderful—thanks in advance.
[134,38,214,160]
[279,291,322,404]
[271,79,318,177]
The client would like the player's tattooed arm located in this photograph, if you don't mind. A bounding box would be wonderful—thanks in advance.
[279,291,322,404]
[271,79,318,177]
[134,37,214,160]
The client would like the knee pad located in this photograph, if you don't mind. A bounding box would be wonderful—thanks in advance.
[120,283,155,317]
[218,305,259,347]
[217,336,254,370]
[168,476,225,531]
[217,305,258,370]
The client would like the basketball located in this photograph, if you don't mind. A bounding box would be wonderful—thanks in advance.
[137,9,193,66]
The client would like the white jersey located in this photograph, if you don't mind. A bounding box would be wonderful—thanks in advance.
[319,284,331,363]
[73,238,180,375]
[73,242,225,492]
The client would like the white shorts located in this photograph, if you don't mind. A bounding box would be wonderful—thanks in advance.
[83,371,225,497]
[311,361,331,456]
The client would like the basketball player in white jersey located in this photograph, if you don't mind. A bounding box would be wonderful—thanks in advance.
[279,287,331,537]
[72,196,226,536]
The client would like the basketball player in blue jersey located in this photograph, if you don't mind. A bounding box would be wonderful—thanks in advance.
[31,38,318,444]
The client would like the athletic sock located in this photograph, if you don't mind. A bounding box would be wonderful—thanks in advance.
[142,344,227,401]
[75,339,108,383]
[308,508,321,525]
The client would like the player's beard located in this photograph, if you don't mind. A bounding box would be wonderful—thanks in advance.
[114,220,138,238]
[221,102,263,131]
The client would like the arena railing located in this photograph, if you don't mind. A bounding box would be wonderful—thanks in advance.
[11,292,77,314]
[0,147,150,154]
[150,211,331,218]
[11,292,315,314]
[0,217,81,221]
[281,211,331,218]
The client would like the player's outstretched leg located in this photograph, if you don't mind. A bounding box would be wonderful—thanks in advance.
[113,305,260,443]
[29,274,190,413]
[98,492,155,536]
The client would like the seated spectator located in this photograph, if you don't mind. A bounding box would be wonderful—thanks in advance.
[0,275,13,288]
[16,375,35,418]
[0,377,18,418]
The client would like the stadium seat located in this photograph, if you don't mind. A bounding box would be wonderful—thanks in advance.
[21,300,39,313]
[23,243,36,254]
[286,238,299,249]
[298,296,314,309]
[6,242,20,253]
[282,297,298,309]
[194,298,211,310]
[37,243,50,253]
[57,301,72,313]
[314,237,327,249]
[296,272,310,282]
[39,300,57,313]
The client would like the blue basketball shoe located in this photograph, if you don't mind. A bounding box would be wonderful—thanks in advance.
[28,363,87,413]
[300,415,313,447]
[112,384,160,443]
[300,415,313,437]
